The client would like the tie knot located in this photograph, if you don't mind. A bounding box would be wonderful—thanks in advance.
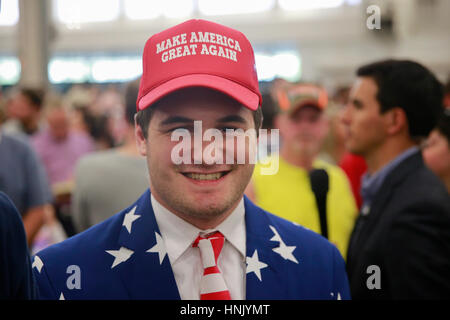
[192,231,225,268]
[192,231,231,300]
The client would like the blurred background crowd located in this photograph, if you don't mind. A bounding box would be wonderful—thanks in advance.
[0,0,449,263]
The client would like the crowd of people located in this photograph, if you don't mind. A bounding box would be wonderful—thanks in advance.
[0,18,450,301]
[0,83,146,250]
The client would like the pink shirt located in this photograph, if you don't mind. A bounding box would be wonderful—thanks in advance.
[32,130,95,185]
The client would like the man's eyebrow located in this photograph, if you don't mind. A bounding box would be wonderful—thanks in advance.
[160,116,194,126]
[216,114,248,124]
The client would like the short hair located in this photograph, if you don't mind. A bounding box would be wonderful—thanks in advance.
[444,76,450,95]
[19,87,45,110]
[135,88,263,139]
[124,79,140,125]
[260,92,277,129]
[42,93,66,117]
[436,109,450,143]
[356,59,444,138]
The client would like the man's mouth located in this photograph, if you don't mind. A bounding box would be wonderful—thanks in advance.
[181,171,230,181]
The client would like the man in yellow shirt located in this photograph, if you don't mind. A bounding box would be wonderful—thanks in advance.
[246,83,357,258]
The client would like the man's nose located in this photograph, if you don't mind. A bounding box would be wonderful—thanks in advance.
[190,129,226,165]
[341,105,351,126]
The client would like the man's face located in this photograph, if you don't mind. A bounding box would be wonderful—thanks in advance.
[136,88,256,224]
[342,77,389,156]
[278,106,328,157]
[47,109,69,141]
[423,129,450,179]
[8,93,36,120]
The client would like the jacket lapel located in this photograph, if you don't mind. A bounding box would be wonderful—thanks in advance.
[244,196,289,299]
[115,189,180,299]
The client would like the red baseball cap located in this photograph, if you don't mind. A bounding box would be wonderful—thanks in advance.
[136,19,262,112]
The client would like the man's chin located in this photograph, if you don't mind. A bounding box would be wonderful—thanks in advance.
[185,189,241,215]
[182,200,231,220]
[346,144,365,156]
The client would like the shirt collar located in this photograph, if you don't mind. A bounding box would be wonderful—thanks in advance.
[151,194,246,264]
[361,146,419,205]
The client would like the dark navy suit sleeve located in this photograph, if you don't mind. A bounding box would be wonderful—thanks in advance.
[0,192,37,299]
[332,245,351,300]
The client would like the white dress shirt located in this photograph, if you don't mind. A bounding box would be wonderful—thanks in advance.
[151,195,247,300]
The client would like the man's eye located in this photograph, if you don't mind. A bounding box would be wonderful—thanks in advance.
[220,127,238,133]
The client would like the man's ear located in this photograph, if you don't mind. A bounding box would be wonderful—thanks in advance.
[273,113,286,135]
[385,107,408,136]
[134,116,148,156]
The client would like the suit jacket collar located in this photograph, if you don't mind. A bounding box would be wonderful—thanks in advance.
[361,146,419,207]
[116,189,180,299]
[243,196,290,299]
[114,189,289,299]
[368,150,423,217]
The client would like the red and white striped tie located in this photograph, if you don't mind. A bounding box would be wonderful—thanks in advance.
[192,231,231,300]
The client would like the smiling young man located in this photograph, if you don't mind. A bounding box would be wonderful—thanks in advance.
[32,19,350,300]
[343,60,450,299]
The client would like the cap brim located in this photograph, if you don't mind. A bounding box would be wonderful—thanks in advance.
[288,101,324,116]
[137,74,260,111]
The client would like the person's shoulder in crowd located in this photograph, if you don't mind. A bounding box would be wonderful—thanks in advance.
[0,192,36,299]
[75,148,147,177]
[254,153,350,177]
[77,148,116,165]
[314,158,351,181]
[390,153,449,211]
[313,157,358,199]
[253,153,355,196]
[1,119,24,137]
[1,129,32,152]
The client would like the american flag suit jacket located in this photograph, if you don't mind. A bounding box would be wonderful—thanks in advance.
[32,189,351,300]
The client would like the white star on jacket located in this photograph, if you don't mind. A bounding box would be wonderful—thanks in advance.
[32,256,44,273]
[122,205,141,234]
[246,249,268,281]
[269,225,299,264]
[106,247,134,268]
[146,231,167,264]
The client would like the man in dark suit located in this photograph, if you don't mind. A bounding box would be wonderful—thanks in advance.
[343,59,450,299]
[32,19,350,300]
